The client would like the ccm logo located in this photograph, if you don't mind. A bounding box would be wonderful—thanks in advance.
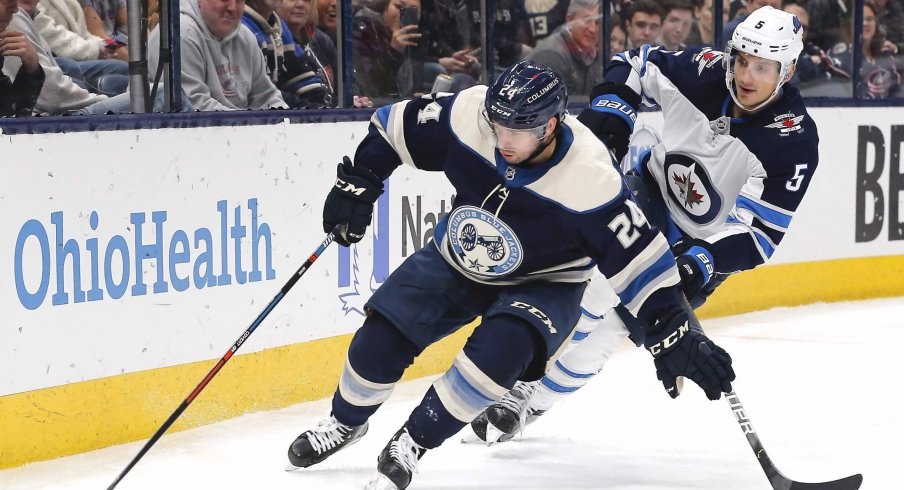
[510,301,557,334]
[647,321,689,356]
[335,178,366,196]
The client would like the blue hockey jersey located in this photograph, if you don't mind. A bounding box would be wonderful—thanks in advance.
[607,45,820,274]
[354,86,685,322]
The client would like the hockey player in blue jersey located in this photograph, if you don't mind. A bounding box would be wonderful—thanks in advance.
[284,60,735,489]
[472,6,819,444]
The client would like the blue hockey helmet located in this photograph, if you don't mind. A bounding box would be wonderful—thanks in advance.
[485,60,568,133]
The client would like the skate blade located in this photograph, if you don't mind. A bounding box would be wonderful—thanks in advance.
[483,423,507,445]
[364,473,399,490]
[285,463,303,472]
[460,431,490,445]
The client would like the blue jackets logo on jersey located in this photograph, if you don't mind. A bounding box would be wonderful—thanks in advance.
[664,154,723,225]
[447,206,523,278]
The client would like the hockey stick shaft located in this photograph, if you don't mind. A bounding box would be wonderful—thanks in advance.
[681,295,862,490]
[107,230,337,490]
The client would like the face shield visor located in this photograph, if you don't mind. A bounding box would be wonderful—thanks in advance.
[483,109,549,154]
[724,42,789,112]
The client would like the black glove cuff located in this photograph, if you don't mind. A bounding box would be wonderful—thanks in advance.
[644,312,690,358]
[334,156,384,203]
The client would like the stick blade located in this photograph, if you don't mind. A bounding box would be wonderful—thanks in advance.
[784,473,863,490]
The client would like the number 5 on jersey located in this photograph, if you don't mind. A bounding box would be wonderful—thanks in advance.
[608,200,649,248]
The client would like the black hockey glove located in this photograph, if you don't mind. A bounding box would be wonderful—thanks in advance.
[576,82,640,162]
[280,51,332,108]
[671,238,715,301]
[644,312,735,401]
[323,156,384,247]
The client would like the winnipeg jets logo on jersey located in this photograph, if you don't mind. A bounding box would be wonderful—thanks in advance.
[692,48,724,75]
[665,154,723,225]
[765,113,805,135]
[447,206,523,278]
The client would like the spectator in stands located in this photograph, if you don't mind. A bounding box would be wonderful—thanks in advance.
[79,0,126,39]
[805,0,848,51]
[624,0,664,49]
[522,0,569,46]
[491,0,532,68]
[657,0,694,50]
[873,0,903,55]
[530,0,602,95]
[417,0,480,90]
[351,0,427,102]
[784,3,851,90]
[278,0,373,106]
[3,0,110,113]
[39,0,126,60]
[783,2,850,96]
[723,0,781,41]
[242,0,332,108]
[1,0,44,116]
[24,0,128,96]
[148,0,286,110]
[685,0,729,46]
[609,14,626,55]
[831,1,901,99]
[315,0,336,44]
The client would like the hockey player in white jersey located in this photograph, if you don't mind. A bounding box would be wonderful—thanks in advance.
[284,60,735,489]
[473,6,819,443]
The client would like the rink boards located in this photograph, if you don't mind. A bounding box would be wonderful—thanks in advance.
[1,108,902,468]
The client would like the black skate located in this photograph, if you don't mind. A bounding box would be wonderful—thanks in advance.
[469,381,544,444]
[364,427,427,490]
[286,415,368,469]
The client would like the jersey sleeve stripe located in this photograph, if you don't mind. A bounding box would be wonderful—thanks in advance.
[619,251,681,316]
[751,228,777,258]
[606,233,671,290]
[370,100,417,168]
[736,195,792,229]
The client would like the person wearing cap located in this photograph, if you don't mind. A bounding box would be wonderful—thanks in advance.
[473,5,818,444]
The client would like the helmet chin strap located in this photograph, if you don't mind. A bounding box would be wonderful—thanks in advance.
[521,119,562,165]
[727,80,782,114]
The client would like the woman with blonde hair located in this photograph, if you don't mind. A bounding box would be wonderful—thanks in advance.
[278,0,372,106]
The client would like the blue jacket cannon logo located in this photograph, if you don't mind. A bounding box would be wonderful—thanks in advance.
[447,206,522,278]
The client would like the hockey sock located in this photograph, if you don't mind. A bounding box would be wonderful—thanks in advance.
[406,314,541,448]
[332,313,422,427]
[534,309,629,411]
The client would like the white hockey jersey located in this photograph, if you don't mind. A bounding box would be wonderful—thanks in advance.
[607,45,820,274]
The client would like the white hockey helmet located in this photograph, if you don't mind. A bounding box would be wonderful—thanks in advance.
[724,6,804,111]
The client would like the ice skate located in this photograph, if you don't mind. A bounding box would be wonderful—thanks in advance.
[286,415,368,470]
[364,427,426,490]
[469,380,544,444]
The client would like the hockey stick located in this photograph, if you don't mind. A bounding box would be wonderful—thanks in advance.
[107,230,338,490]
[724,390,863,490]
[681,296,863,490]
